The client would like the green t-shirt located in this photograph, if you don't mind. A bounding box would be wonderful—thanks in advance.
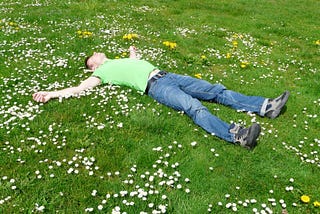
[92,58,157,92]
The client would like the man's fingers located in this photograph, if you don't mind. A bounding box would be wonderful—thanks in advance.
[33,92,46,103]
[34,93,41,101]
[129,46,136,51]
[32,93,39,101]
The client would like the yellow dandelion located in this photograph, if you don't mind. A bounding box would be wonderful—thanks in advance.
[232,40,238,47]
[226,53,231,59]
[194,73,202,79]
[123,33,138,40]
[163,41,177,49]
[122,52,127,57]
[77,30,93,38]
[315,40,320,45]
[314,201,320,207]
[169,42,177,49]
[163,41,170,46]
[201,55,207,60]
[240,61,249,68]
[115,56,120,59]
[301,195,310,203]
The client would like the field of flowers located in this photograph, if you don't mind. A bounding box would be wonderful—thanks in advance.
[0,0,319,213]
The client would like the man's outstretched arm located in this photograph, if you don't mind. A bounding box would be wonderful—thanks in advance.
[32,76,101,103]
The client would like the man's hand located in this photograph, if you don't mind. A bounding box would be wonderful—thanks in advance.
[129,46,137,59]
[32,91,52,103]
[128,46,136,52]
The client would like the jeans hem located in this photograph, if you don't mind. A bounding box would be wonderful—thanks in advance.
[260,98,269,116]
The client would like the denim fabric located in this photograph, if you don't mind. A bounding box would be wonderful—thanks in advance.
[147,73,267,142]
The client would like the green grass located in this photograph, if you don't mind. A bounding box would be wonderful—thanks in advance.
[0,0,319,213]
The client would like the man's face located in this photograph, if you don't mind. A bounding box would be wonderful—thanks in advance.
[87,52,107,71]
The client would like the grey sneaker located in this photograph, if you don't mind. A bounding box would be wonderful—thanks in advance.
[230,123,261,150]
[265,91,290,119]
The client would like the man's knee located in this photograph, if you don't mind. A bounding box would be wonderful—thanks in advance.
[215,84,227,94]
[210,84,227,102]
[191,106,209,120]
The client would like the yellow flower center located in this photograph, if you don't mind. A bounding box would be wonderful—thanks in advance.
[301,195,310,203]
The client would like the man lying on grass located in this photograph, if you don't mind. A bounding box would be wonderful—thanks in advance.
[33,46,290,150]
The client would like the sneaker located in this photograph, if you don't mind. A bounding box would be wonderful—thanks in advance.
[265,91,290,119]
[230,123,261,150]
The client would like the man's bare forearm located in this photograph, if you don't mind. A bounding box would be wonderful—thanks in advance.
[33,76,101,103]
[48,86,84,98]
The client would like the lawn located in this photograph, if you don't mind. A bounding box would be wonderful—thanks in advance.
[0,0,319,213]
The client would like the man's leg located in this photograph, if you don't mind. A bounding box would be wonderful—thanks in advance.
[213,89,267,116]
[213,90,289,118]
[147,74,232,142]
[147,74,260,147]
[170,74,267,116]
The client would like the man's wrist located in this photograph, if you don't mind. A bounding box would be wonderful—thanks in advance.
[48,91,57,99]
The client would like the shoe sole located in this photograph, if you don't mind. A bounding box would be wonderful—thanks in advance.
[269,91,290,119]
[243,123,261,149]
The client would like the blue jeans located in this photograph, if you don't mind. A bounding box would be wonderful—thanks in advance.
[147,73,268,143]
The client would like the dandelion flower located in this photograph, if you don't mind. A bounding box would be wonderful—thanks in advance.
[313,201,320,207]
[123,33,138,40]
[163,41,177,49]
[194,73,202,79]
[240,61,249,68]
[169,42,177,49]
[232,40,238,48]
[163,41,170,46]
[301,195,310,203]
[77,30,93,38]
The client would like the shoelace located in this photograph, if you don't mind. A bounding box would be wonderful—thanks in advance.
[266,93,285,112]
[235,129,248,144]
